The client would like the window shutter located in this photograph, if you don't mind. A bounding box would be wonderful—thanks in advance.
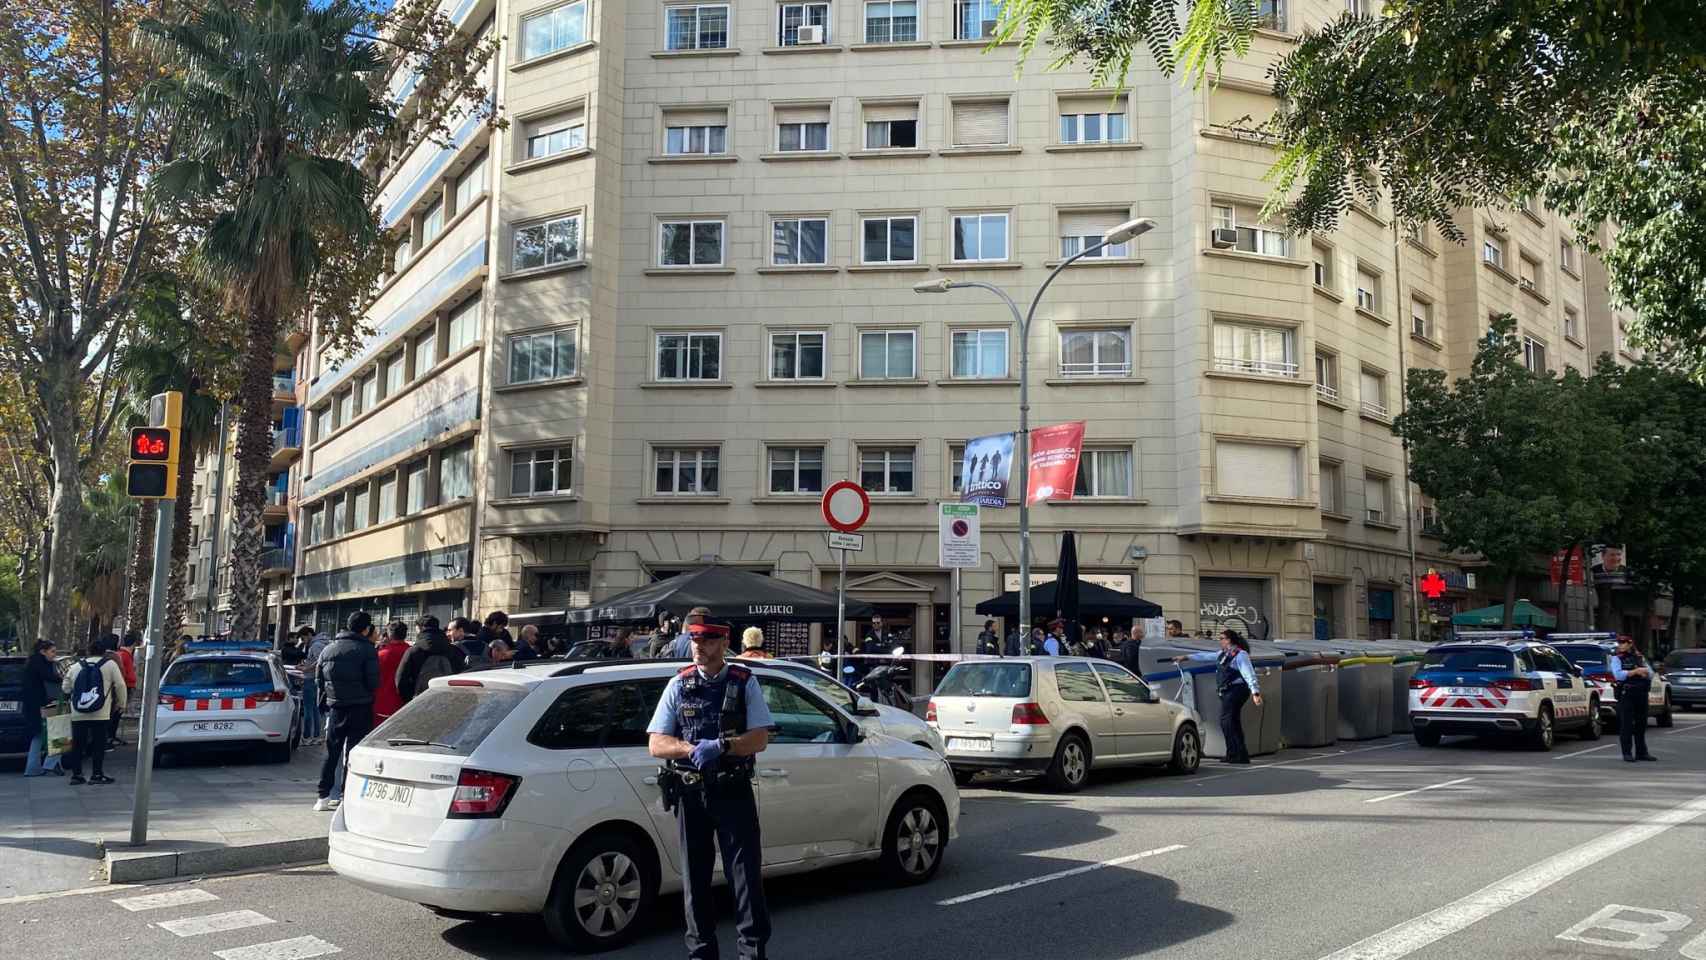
[864,102,918,123]
[952,100,1009,145]
[775,105,829,125]
[1360,370,1382,401]
[1059,95,1127,116]
[1216,442,1299,499]
[664,108,727,127]
[1208,88,1277,128]
[530,107,583,136]
[1059,210,1123,238]
[534,570,590,608]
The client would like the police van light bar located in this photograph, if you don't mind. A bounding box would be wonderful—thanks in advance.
[183,640,275,653]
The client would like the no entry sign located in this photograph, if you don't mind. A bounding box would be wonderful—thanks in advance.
[821,481,870,533]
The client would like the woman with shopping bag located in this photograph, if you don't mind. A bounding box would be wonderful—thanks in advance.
[21,640,66,777]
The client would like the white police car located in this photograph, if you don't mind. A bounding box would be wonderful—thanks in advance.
[1409,638,1599,750]
[154,642,300,763]
[1550,638,1675,728]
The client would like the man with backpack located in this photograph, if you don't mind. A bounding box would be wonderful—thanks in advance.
[61,638,127,785]
[394,615,464,706]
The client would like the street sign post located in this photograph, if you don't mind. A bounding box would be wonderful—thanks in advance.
[821,482,870,677]
[938,502,980,568]
[827,531,865,552]
[128,391,182,846]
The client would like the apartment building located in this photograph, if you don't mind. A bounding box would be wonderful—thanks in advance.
[174,0,1683,651]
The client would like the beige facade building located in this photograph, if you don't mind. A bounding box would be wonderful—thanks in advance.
[178,0,1694,652]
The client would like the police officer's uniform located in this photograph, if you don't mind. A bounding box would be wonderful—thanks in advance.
[1611,644,1655,762]
[647,652,775,959]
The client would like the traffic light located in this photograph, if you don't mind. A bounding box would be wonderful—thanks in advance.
[126,392,182,499]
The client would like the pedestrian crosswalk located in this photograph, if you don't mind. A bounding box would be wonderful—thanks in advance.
[107,887,342,959]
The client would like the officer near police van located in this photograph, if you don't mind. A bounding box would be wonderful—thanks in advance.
[648,621,776,960]
[1610,634,1657,763]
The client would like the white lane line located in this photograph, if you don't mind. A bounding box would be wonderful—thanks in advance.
[1364,777,1474,805]
[1191,740,1411,783]
[214,936,343,960]
[1554,742,1625,760]
[937,844,1186,906]
[112,888,222,912]
[1316,791,1706,960]
[156,909,275,938]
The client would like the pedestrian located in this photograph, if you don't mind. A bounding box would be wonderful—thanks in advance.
[447,616,478,657]
[394,615,462,705]
[22,640,65,778]
[278,633,305,667]
[667,606,714,659]
[61,637,127,785]
[1165,619,1186,639]
[1116,628,1144,676]
[1610,634,1657,763]
[484,637,513,668]
[647,622,775,960]
[513,623,541,662]
[1086,629,1108,659]
[460,636,490,670]
[1042,622,1063,657]
[1004,625,1023,657]
[300,626,330,744]
[1175,629,1262,764]
[645,612,678,658]
[617,627,646,658]
[313,611,380,812]
[110,632,138,747]
[372,620,410,727]
[976,620,1001,656]
[736,627,773,660]
[476,611,509,651]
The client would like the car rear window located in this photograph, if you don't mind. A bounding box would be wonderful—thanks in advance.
[1666,650,1706,670]
[371,685,529,756]
[162,659,271,688]
[0,660,26,691]
[1422,648,1516,672]
[937,662,1032,698]
[1552,645,1609,668]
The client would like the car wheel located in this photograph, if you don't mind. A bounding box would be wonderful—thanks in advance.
[1045,733,1091,792]
[544,834,655,953]
[1413,728,1442,748]
[265,739,293,764]
[1168,724,1201,775]
[1529,705,1555,751]
[952,767,978,788]
[880,792,947,886]
[1656,694,1674,727]
[1580,700,1602,740]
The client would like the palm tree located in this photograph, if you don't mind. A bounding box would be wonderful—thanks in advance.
[140,0,388,641]
[76,474,138,644]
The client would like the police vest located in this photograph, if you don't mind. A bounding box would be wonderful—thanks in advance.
[1616,651,1652,693]
[1216,651,1247,694]
[676,663,755,770]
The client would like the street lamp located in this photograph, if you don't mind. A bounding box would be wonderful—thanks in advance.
[914,217,1155,635]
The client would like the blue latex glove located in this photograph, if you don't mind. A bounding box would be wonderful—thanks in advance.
[689,738,725,771]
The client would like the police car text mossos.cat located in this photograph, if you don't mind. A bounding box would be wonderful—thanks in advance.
[153,643,301,763]
[1409,639,1600,750]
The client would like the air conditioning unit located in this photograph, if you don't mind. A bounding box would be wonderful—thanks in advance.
[980,20,999,38]
[1211,227,1239,249]
[796,24,826,44]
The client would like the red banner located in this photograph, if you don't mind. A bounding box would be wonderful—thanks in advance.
[1027,421,1086,505]
[1549,546,1586,586]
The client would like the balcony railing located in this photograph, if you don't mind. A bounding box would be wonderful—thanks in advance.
[1058,361,1133,378]
[260,547,289,572]
[1214,357,1299,378]
[272,374,294,396]
[1360,399,1391,419]
[1315,382,1340,402]
[272,424,302,451]
[266,486,289,507]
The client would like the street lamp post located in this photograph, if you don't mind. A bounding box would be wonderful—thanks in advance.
[915,217,1155,637]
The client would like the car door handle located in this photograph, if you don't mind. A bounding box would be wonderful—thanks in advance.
[643,776,659,786]
[758,768,787,779]
[1112,708,1125,716]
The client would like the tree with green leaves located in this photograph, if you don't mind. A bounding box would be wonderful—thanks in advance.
[138,0,497,641]
[1002,0,1706,373]
[1393,317,1629,628]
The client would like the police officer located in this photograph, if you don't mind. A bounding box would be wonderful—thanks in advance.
[647,622,775,960]
[1175,629,1262,764]
[1610,634,1657,763]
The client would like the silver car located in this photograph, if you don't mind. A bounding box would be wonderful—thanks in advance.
[760,659,945,755]
[927,657,1203,791]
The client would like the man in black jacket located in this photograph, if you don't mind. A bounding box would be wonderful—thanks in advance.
[393,616,464,706]
[314,612,379,812]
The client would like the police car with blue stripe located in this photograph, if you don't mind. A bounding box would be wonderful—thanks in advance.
[153,641,301,763]
[1409,632,1599,750]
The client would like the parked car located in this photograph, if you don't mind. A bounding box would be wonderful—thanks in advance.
[1551,641,1674,727]
[1409,640,1599,749]
[763,658,944,754]
[927,657,1204,791]
[328,660,959,952]
[0,656,32,761]
[154,646,300,763]
[1663,648,1706,711]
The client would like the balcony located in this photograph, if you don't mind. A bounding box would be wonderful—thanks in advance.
[260,548,291,575]
[263,483,289,519]
[284,317,310,352]
[1315,382,1341,403]
[269,421,303,471]
[1058,361,1133,379]
[1214,357,1300,378]
[1360,399,1391,420]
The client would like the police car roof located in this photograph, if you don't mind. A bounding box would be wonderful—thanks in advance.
[1429,639,1538,650]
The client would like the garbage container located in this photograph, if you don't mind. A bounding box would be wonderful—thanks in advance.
[1140,639,1280,758]
[1335,654,1392,740]
[1389,652,1425,733]
[1246,650,1285,755]
[1273,648,1339,748]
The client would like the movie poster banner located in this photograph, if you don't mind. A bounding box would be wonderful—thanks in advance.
[959,432,1015,507]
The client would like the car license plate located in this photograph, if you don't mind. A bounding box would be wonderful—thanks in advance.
[361,779,413,807]
[190,721,236,733]
[948,737,993,753]
[0,700,19,713]
[1677,677,1703,685]
[1446,687,1484,697]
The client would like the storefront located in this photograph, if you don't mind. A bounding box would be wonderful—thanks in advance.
[1199,576,1270,638]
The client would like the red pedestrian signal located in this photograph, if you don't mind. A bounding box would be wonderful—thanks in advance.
[132,427,173,461]
[126,394,182,499]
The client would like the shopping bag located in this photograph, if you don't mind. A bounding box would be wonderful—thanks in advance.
[46,713,74,756]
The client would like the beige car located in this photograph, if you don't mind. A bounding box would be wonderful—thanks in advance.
[927,657,1203,791]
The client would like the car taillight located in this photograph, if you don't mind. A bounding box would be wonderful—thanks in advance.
[158,693,184,707]
[1492,678,1535,691]
[1011,702,1050,725]
[925,699,937,722]
[1586,672,1614,683]
[255,690,287,702]
[448,769,520,819]
[1408,677,1431,689]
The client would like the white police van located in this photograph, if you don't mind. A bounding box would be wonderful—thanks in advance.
[154,641,301,763]
[1409,633,1599,750]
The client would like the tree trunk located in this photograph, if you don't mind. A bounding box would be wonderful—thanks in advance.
[1638,590,1655,654]
[124,504,157,634]
[1665,591,1681,659]
[225,306,280,642]
[40,402,83,647]
[1501,570,1519,629]
[164,418,197,642]
[15,550,36,643]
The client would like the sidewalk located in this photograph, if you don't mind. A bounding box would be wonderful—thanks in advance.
[0,720,333,897]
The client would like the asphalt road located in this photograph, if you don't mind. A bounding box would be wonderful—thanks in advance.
[4,714,1703,960]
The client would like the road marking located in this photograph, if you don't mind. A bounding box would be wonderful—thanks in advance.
[1191,741,1410,783]
[214,936,342,960]
[157,909,275,937]
[1315,791,1706,960]
[1364,777,1474,805]
[1554,742,1625,760]
[937,844,1186,905]
[112,888,222,912]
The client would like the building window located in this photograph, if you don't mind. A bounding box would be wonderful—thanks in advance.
[659,219,724,266]
[1560,237,1578,274]
[951,212,1009,262]
[768,446,824,494]
[509,327,577,384]
[514,213,583,270]
[863,0,917,42]
[1320,460,1343,515]
[1073,448,1133,498]
[1523,335,1547,373]
[1059,103,1128,144]
[414,326,439,375]
[312,407,330,443]
[1364,473,1391,525]
[1256,0,1284,29]
[421,200,445,248]
[859,446,915,495]
[303,506,322,546]
[525,112,586,159]
[1345,0,1371,14]
[861,215,916,262]
[951,99,1010,147]
[358,372,378,414]
[453,152,486,213]
[949,443,965,494]
[1215,441,1301,500]
[392,237,411,273]
[655,447,720,495]
[1311,241,1333,289]
[863,103,918,148]
[1355,267,1381,314]
[1416,494,1441,535]
[776,120,828,152]
[954,0,1002,39]
[336,389,354,429]
[328,497,347,539]
[1059,328,1131,377]
[666,3,730,50]
[1519,253,1542,294]
[439,442,473,502]
[777,1,831,45]
[511,445,574,497]
[951,328,1009,379]
[1314,351,1339,401]
[1212,203,1289,257]
[521,0,588,59]
[656,332,722,381]
[663,110,728,155]
[1058,210,1131,259]
[771,217,829,265]
[1360,368,1388,417]
[769,331,826,380]
[1564,306,1580,341]
[1212,321,1297,377]
[404,459,429,514]
[376,474,397,523]
[447,296,480,353]
[383,352,405,397]
[351,487,371,531]
[1482,235,1506,269]
[858,329,916,380]
[1410,296,1433,339]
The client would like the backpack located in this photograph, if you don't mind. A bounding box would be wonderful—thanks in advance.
[414,652,454,696]
[71,659,109,714]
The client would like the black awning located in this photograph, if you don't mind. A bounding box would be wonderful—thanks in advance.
[562,565,875,625]
[976,579,1164,620]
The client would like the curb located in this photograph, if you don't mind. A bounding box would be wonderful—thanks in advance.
[104,837,329,884]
